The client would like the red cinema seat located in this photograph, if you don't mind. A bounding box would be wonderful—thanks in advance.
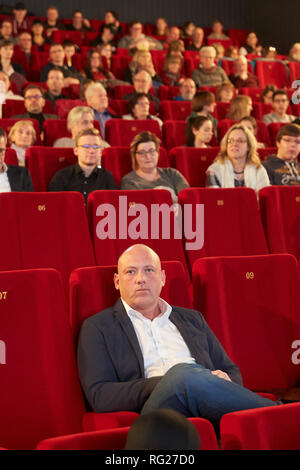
[0,118,41,145]
[227,29,248,47]
[42,119,101,146]
[53,99,86,119]
[0,192,96,292]
[215,101,231,120]
[188,418,219,450]
[105,119,162,146]
[52,30,83,47]
[111,55,132,80]
[217,118,271,146]
[259,186,300,260]
[192,253,300,394]
[2,99,53,118]
[25,146,77,191]
[292,103,300,117]
[178,187,268,271]
[255,61,290,89]
[252,102,273,121]
[217,118,236,141]
[157,86,180,101]
[69,261,192,342]
[36,427,132,450]
[113,85,134,99]
[169,146,220,187]
[109,99,156,117]
[267,122,288,146]
[101,146,169,187]
[288,62,300,84]
[87,189,189,277]
[4,148,18,166]
[221,402,300,450]
[0,268,86,449]
[159,100,191,121]
[162,120,186,150]
[221,59,253,76]
[207,38,233,49]
[257,147,277,160]
[83,31,99,46]
[239,87,263,102]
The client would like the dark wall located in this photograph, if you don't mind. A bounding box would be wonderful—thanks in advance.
[1,0,299,53]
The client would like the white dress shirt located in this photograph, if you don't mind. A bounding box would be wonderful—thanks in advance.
[121,298,196,378]
[0,163,11,193]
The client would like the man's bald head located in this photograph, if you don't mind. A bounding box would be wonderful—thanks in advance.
[117,244,161,272]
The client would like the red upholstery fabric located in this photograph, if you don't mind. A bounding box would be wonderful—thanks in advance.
[178,187,268,271]
[192,253,300,392]
[221,402,300,450]
[259,186,300,259]
[169,146,220,187]
[157,85,180,101]
[239,87,263,101]
[267,122,287,146]
[257,147,277,160]
[0,268,86,449]
[288,61,300,84]
[87,189,189,277]
[227,28,249,46]
[217,118,236,141]
[113,85,134,99]
[255,61,290,89]
[215,101,231,120]
[69,261,193,341]
[0,192,95,292]
[4,148,18,166]
[42,119,101,145]
[217,118,271,146]
[162,120,186,150]
[111,55,132,80]
[159,100,191,121]
[0,118,41,145]
[2,99,53,118]
[221,60,253,75]
[53,99,86,119]
[188,418,219,450]
[52,30,83,47]
[105,119,162,146]
[252,102,273,120]
[25,146,77,191]
[109,99,156,117]
[101,146,169,187]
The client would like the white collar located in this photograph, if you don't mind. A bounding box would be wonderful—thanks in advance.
[121,297,172,322]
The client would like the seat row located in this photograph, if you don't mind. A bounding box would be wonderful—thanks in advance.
[1,251,300,449]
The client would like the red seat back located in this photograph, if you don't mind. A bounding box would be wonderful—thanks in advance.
[255,61,290,89]
[169,146,220,187]
[4,148,18,166]
[42,119,101,145]
[159,100,191,121]
[267,122,288,146]
[52,30,83,47]
[53,99,86,119]
[157,86,180,101]
[192,253,300,391]
[105,119,162,146]
[0,268,86,449]
[162,120,186,150]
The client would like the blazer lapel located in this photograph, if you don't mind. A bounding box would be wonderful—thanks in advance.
[7,166,17,191]
[113,299,145,376]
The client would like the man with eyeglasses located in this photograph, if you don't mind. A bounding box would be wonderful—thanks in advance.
[0,127,33,192]
[262,90,297,125]
[11,84,59,131]
[48,128,117,203]
[123,70,160,111]
[262,124,300,185]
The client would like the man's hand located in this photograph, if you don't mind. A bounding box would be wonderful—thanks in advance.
[211,370,231,381]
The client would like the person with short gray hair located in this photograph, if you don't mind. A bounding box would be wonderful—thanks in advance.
[191,46,229,88]
[85,82,117,139]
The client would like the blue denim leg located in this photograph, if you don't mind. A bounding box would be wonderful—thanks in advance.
[142,363,277,421]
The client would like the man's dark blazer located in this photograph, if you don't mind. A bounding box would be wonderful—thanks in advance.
[11,112,59,121]
[6,164,33,191]
[77,298,242,414]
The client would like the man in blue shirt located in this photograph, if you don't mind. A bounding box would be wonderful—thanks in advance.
[85,82,117,139]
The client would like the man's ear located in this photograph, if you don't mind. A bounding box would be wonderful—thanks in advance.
[113,273,120,291]
[161,269,166,287]
[74,145,79,157]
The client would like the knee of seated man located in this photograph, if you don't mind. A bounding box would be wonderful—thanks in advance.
[164,362,208,384]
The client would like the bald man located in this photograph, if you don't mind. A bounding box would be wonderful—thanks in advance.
[78,244,278,422]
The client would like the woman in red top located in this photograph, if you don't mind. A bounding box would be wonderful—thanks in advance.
[83,49,115,81]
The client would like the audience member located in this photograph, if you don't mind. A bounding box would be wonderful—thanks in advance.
[186,115,214,147]
[206,123,269,191]
[66,10,93,35]
[97,43,114,73]
[83,49,113,81]
[31,19,50,50]
[84,81,117,139]
[186,27,204,52]
[120,131,189,201]
[155,17,168,36]
[49,128,117,201]
[216,82,235,103]
[53,105,110,149]
[181,22,196,40]
[161,55,185,86]
[8,119,36,166]
[191,46,229,88]
[212,43,225,64]
[208,20,229,40]
[229,55,260,88]
[44,68,68,107]
[173,78,196,101]
[261,46,277,60]
[0,38,26,92]
[239,31,262,56]
[40,43,81,85]
[122,70,160,111]
[0,127,33,192]
[239,116,265,148]
[262,123,300,185]
[190,90,217,135]
[43,6,63,38]
[77,243,278,418]
[90,24,117,50]
[125,409,200,450]
[124,50,162,85]
[122,93,162,128]
[261,84,277,104]
[118,20,163,51]
[10,2,31,36]
[0,20,15,42]
[12,84,59,131]
[17,31,32,60]
[224,45,239,60]
[163,26,181,50]
[101,10,122,37]
[287,43,300,62]
[0,71,24,114]
[262,90,297,124]
[227,95,253,121]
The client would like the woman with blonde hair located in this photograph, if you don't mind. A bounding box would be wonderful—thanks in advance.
[8,120,36,166]
[124,50,162,84]
[206,123,269,192]
[226,95,253,121]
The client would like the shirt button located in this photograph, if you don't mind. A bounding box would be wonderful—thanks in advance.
[83,192,87,195]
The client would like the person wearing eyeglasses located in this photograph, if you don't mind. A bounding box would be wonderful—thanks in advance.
[11,84,59,132]
[0,127,33,192]
[206,123,269,192]
[48,128,117,203]
[262,124,300,185]
[122,93,162,129]
[262,90,297,125]
[120,131,189,202]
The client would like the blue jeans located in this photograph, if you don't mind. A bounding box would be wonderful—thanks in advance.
[141,363,278,421]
